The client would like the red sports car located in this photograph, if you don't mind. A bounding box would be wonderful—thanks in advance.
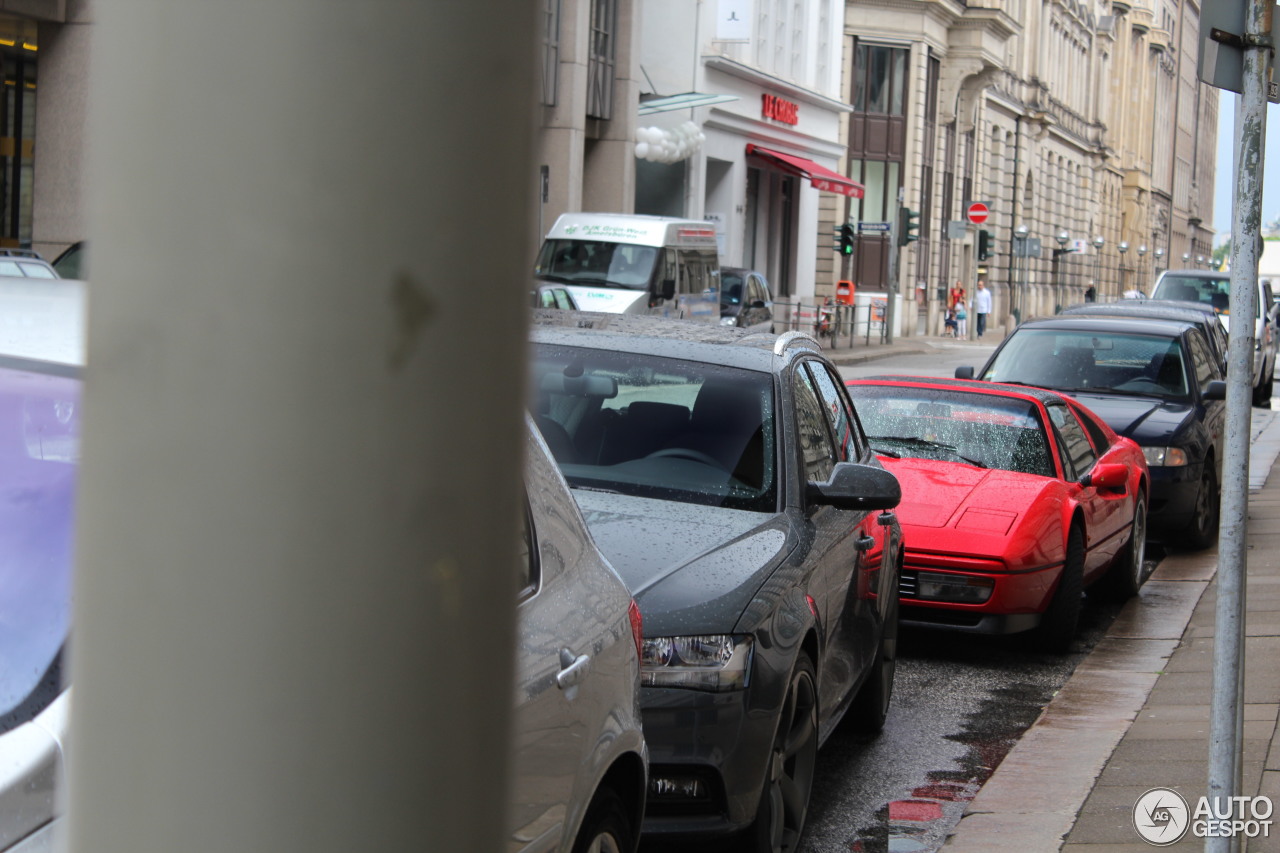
[845,376,1149,652]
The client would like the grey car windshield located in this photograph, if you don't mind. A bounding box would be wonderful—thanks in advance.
[849,385,1053,476]
[530,345,777,512]
[982,329,1189,399]
[533,240,658,289]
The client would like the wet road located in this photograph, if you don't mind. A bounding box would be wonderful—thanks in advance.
[799,580,1141,852]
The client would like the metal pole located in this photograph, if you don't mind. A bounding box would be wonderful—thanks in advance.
[1207,3,1270,849]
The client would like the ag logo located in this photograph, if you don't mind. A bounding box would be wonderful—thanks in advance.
[1134,787,1190,845]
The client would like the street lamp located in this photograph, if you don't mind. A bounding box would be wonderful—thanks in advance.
[1053,230,1072,311]
[1136,245,1148,296]
[1091,236,1105,301]
[1015,224,1030,323]
[1118,241,1129,297]
[1196,254,1206,268]
[1183,252,1192,265]
[1154,247,1165,276]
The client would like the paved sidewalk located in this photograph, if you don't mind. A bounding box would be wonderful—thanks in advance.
[816,329,989,367]
[940,408,1280,851]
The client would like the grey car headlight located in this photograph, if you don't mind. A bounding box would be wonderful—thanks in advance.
[719,316,738,326]
[641,634,753,691]
[1142,446,1190,467]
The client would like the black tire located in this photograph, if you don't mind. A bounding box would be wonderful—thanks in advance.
[1180,463,1220,550]
[1255,365,1275,407]
[1034,525,1084,654]
[848,592,898,733]
[571,788,633,853]
[1092,494,1148,601]
[744,655,818,853]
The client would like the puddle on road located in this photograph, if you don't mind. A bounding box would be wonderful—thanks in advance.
[842,681,1057,852]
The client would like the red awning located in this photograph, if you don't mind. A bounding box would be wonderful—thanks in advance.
[746,144,864,199]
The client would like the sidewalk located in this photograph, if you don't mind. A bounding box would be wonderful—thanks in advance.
[816,329,990,367]
[940,408,1280,851]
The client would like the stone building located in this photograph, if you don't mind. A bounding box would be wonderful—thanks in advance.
[824,0,1218,336]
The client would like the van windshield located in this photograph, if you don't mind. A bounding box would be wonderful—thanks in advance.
[534,240,658,290]
[1152,274,1257,318]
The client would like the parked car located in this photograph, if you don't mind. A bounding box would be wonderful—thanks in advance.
[1059,299,1230,376]
[1150,268,1277,405]
[0,279,84,851]
[510,418,648,853]
[0,248,58,280]
[528,311,902,851]
[719,267,775,333]
[51,241,85,281]
[957,315,1225,549]
[846,376,1150,651]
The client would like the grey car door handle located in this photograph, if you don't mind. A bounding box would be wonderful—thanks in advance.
[877,512,897,527]
[556,649,591,690]
[855,534,875,552]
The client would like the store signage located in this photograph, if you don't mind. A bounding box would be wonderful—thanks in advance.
[762,94,799,125]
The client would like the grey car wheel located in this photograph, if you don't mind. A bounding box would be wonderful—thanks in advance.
[571,789,632,853]
[745,654,818,853]
[849,592,898,732]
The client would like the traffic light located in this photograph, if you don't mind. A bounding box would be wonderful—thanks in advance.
[898,208,920,246]
[977,229,993,261]
[838,223,856,256]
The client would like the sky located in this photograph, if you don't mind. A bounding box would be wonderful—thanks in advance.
[1212,95,1280,242]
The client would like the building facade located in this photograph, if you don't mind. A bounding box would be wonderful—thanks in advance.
[820,0,1217,336]
[0,1,91,262]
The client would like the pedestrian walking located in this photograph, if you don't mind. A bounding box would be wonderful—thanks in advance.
[955,299,968,338]
[973,280,992,338]
[1084,285,1097,302]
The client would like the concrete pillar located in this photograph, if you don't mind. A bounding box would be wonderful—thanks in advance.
[67,4,536,853]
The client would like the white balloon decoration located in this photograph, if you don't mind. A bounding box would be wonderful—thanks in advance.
[634,121,706,163]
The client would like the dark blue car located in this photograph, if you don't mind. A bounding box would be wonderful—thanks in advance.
[958,315,1225,548]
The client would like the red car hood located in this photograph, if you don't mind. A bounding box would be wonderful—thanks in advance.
[879,456,1050,535]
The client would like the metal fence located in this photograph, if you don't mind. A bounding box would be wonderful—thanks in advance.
[771,298,888,349]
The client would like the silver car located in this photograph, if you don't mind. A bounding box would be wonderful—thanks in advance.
[0,278,84,851]
[510,420,648,853]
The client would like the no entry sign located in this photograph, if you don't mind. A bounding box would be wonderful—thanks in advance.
[966,202,990,224]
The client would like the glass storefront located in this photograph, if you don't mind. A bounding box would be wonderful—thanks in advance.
[0,15,36,249]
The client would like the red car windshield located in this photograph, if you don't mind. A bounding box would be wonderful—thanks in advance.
[848,384,1054,477]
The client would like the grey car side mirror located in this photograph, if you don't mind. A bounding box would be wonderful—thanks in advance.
[955,366,975,379]
[1203,380,1226,401]
[807,462,901,511]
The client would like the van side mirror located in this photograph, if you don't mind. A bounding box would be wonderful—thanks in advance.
[660,278,676,300]
[955,366,975,379]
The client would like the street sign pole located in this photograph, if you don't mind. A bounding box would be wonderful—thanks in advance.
[1206,1,1270,848]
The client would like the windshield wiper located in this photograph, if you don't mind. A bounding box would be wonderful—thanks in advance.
[867,435,986,468]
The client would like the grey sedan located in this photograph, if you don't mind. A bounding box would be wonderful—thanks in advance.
[529,312,902,852]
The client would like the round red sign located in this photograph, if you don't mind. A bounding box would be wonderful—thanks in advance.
[967,202,990,224]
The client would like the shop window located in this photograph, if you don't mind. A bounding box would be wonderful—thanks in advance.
[586,0,616,120]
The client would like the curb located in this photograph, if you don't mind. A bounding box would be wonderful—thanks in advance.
[938,407,1280,851]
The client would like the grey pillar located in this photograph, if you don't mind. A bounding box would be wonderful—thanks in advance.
[67,4,537,852]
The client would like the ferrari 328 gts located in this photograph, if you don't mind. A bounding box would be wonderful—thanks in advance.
[846,376,1150,652]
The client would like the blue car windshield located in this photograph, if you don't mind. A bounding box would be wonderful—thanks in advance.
[0,357,80,733]
[981,330,1190,400]
[529,345,778,512]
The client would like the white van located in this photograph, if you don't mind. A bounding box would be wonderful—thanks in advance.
[1151,268,1278,404]
[533,213,720,322]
